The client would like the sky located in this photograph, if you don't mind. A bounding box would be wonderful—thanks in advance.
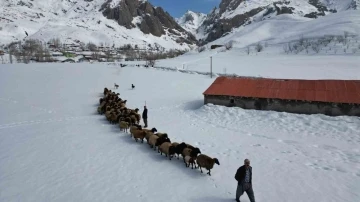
[148,0,221,18]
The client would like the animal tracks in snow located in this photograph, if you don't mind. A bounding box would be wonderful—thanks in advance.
[0,97,57,114]
[0,116,98,130]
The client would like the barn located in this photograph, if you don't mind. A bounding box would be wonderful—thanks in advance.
[203,76,360,116]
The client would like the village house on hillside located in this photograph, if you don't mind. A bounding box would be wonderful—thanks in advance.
[203,76,360,117]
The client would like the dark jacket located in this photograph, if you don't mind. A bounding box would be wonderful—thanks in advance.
[235,165,252,184]
[142,108,148,119]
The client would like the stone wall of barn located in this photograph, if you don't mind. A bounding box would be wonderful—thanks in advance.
[204,95,360,117]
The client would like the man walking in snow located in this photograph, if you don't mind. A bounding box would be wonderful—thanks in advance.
[142,105,148,128]
[235,159,255,202]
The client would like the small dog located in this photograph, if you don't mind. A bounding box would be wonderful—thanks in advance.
[131,84,135,89]
[114,83,119,89]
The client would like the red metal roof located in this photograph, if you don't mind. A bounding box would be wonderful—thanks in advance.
[203,77,360,104]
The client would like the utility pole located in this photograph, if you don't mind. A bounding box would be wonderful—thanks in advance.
[210,56,213,78]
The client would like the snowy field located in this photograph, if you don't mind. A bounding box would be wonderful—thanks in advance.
[1,63,360,202]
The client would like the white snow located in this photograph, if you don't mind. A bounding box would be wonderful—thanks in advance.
[0,62,360,202]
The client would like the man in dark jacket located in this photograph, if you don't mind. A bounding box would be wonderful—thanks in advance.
[234,159,255,202]
[142,106,148,128]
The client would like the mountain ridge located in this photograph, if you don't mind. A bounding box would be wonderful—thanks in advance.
[0,0,197,50]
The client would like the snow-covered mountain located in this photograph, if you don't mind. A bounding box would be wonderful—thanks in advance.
[192,0,359,44]
[0,0,197,50]
[175,10,207,39]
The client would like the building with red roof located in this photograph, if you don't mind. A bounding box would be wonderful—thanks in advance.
[203,76,360,116]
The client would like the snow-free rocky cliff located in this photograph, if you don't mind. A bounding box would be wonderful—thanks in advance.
[0,0,197,50]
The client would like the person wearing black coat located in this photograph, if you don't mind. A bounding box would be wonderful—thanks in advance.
[234,159,255,202]
[142,106,148,128]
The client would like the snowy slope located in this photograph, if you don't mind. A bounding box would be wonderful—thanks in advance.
[176,10,207,39]
[196,0,359,43]
[154,10,360,75]
[209,10,360,47]
[0,0,194,50]
[1,63,360,202]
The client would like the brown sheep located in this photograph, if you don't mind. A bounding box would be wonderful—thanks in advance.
[129,125,142,137]
[195,154,220,176]
[159,142,176,160]
[148,135,159,150]
[132,130,147,143]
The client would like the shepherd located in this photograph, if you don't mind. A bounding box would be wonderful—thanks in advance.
[234,159,255,202]
[142,105,148,128]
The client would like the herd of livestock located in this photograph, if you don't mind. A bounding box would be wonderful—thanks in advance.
[97,87,220,176]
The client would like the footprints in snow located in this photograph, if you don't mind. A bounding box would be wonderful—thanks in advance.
[0,116,98,130]
[0,97,56,114]
[305,162,347,173]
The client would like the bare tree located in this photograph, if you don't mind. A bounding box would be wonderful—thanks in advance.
[87,42,97,51]
[283,44,290,54]
[197,46,206,52]
[91,51,100,60]
[246,46,251,55]
[49,38,61,49]
[255,43,263,52]
[344,31,350,39]
[104,50,113,62]
[311,42,321,53]
[298,35,305,46]
[144,52,158,66]
[79,42,86,50]
[225,41,233,50]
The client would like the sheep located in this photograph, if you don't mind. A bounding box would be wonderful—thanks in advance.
[182,148,192,159]
[97,106,103,114]
[134,113,141,123]
[103,87,109,95]
[181,147,201,162]
[171,142,179,148]
[130,115,137,125]
[174,142,187,160]
[186,143,196,150]
[132,130,147,143]
[159,142,176,160]
[155,136,171,153]
[155,133,168,138]
[142,127,158,134]
[129,125,142,137]
[109,112,118,124]
[195,154,220,176]
[184,155,196,169]
[148,135,159,150]
[144,128,158,142]
[119,121,129,133]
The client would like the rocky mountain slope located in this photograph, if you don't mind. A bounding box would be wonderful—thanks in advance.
[181,0,359,44]
[0,0,197,50]
[175,10,207,39]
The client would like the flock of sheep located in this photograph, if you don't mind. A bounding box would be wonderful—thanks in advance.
[97,87,220,176]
